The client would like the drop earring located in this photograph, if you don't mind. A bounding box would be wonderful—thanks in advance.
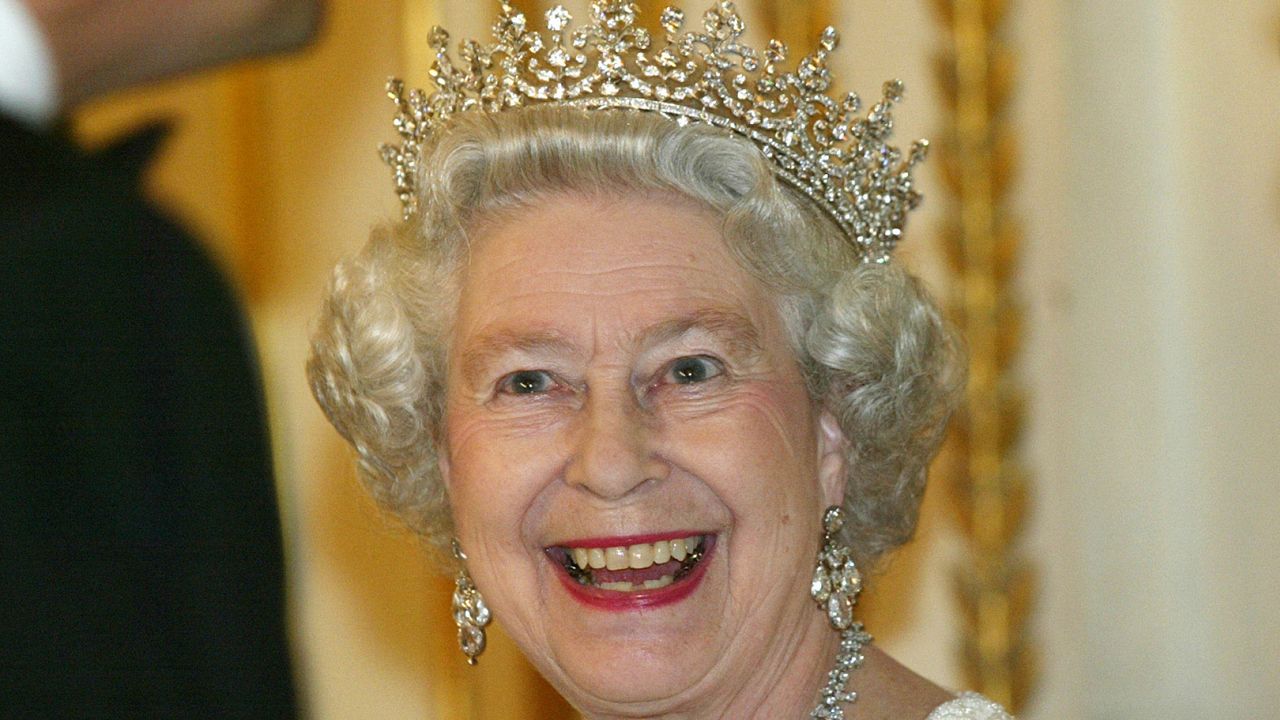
[451,539,491,665]
[810,506,863,630]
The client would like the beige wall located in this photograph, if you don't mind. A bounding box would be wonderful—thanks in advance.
[1018,0,1280,717]
[74,1,1280,718]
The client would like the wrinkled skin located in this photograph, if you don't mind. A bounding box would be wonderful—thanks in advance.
[440,192,852,718]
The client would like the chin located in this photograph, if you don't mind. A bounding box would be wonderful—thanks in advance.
[547,640,706,710]
[525,534,728,712]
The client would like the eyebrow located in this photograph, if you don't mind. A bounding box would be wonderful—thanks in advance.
[457,328,579,390]
[456,307,766,389]
[635,308,764,360]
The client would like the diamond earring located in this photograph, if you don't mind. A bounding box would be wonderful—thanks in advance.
[451,540,491,665]
[811,506,863,630]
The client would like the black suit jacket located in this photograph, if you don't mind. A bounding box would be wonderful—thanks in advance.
[0,115,297,717]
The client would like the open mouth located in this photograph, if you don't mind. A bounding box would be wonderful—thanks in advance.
[545,535,714,597]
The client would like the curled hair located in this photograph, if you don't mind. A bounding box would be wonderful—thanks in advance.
[308,107,962,567]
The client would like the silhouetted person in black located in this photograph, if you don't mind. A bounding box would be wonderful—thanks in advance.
[0,1,322,715]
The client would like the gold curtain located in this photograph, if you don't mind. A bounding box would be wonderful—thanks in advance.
[931,0,1035,711]
[758,0,832,52]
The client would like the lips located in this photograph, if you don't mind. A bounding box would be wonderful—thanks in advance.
[545,533,715,610]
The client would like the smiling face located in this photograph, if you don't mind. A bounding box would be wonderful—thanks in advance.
[441,191,847,716]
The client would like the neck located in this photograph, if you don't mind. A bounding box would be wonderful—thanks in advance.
[718,611,844,720]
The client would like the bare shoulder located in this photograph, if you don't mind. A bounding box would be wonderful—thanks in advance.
[850,645,956,720]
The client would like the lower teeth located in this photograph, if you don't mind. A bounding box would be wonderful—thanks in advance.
[597,576,675,592]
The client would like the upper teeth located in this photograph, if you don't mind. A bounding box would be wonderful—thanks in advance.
[570,537,701,571]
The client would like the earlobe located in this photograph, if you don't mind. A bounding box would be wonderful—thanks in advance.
[816,409,848,508]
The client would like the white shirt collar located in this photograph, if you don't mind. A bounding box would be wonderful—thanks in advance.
[0,0,59,127]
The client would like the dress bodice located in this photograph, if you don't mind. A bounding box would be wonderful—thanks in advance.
[926,692,1013,719]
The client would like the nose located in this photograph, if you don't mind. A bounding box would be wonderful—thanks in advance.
[563,385,669,499]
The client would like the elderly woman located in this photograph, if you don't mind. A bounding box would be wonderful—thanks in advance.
[308,3,1011,718]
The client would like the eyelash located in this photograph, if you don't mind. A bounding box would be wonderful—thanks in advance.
[493,355,725,400]
[497,369,558,396]
[661,355,724,386]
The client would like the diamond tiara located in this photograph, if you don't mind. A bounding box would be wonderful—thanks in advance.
[380,1,928,263]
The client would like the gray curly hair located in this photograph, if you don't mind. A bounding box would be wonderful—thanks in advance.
[307,106,962,569]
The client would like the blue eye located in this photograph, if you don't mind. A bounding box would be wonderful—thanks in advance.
[502,370,554,395]
[667,356,722,385]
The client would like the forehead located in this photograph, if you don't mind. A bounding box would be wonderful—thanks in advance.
[452,192,780,348]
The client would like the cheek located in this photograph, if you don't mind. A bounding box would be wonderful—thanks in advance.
[445,413,528,527]
[443,406,569,544]
[666,383,820,509]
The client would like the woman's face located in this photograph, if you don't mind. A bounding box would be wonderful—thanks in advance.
[441,192,846,714]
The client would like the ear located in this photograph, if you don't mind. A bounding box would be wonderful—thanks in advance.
[816,408,848,508]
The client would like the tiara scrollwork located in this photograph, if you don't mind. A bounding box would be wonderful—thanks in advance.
[380,1,928,263]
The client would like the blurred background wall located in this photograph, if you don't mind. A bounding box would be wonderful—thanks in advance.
[72,0,1280,717]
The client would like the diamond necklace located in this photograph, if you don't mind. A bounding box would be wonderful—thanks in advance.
[810,623,872,719]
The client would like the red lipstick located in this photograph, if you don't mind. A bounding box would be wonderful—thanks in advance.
[548,535,716,612]
[554,531,705,548]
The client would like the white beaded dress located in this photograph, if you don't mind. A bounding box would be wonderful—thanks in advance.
[926,692,1013,719]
